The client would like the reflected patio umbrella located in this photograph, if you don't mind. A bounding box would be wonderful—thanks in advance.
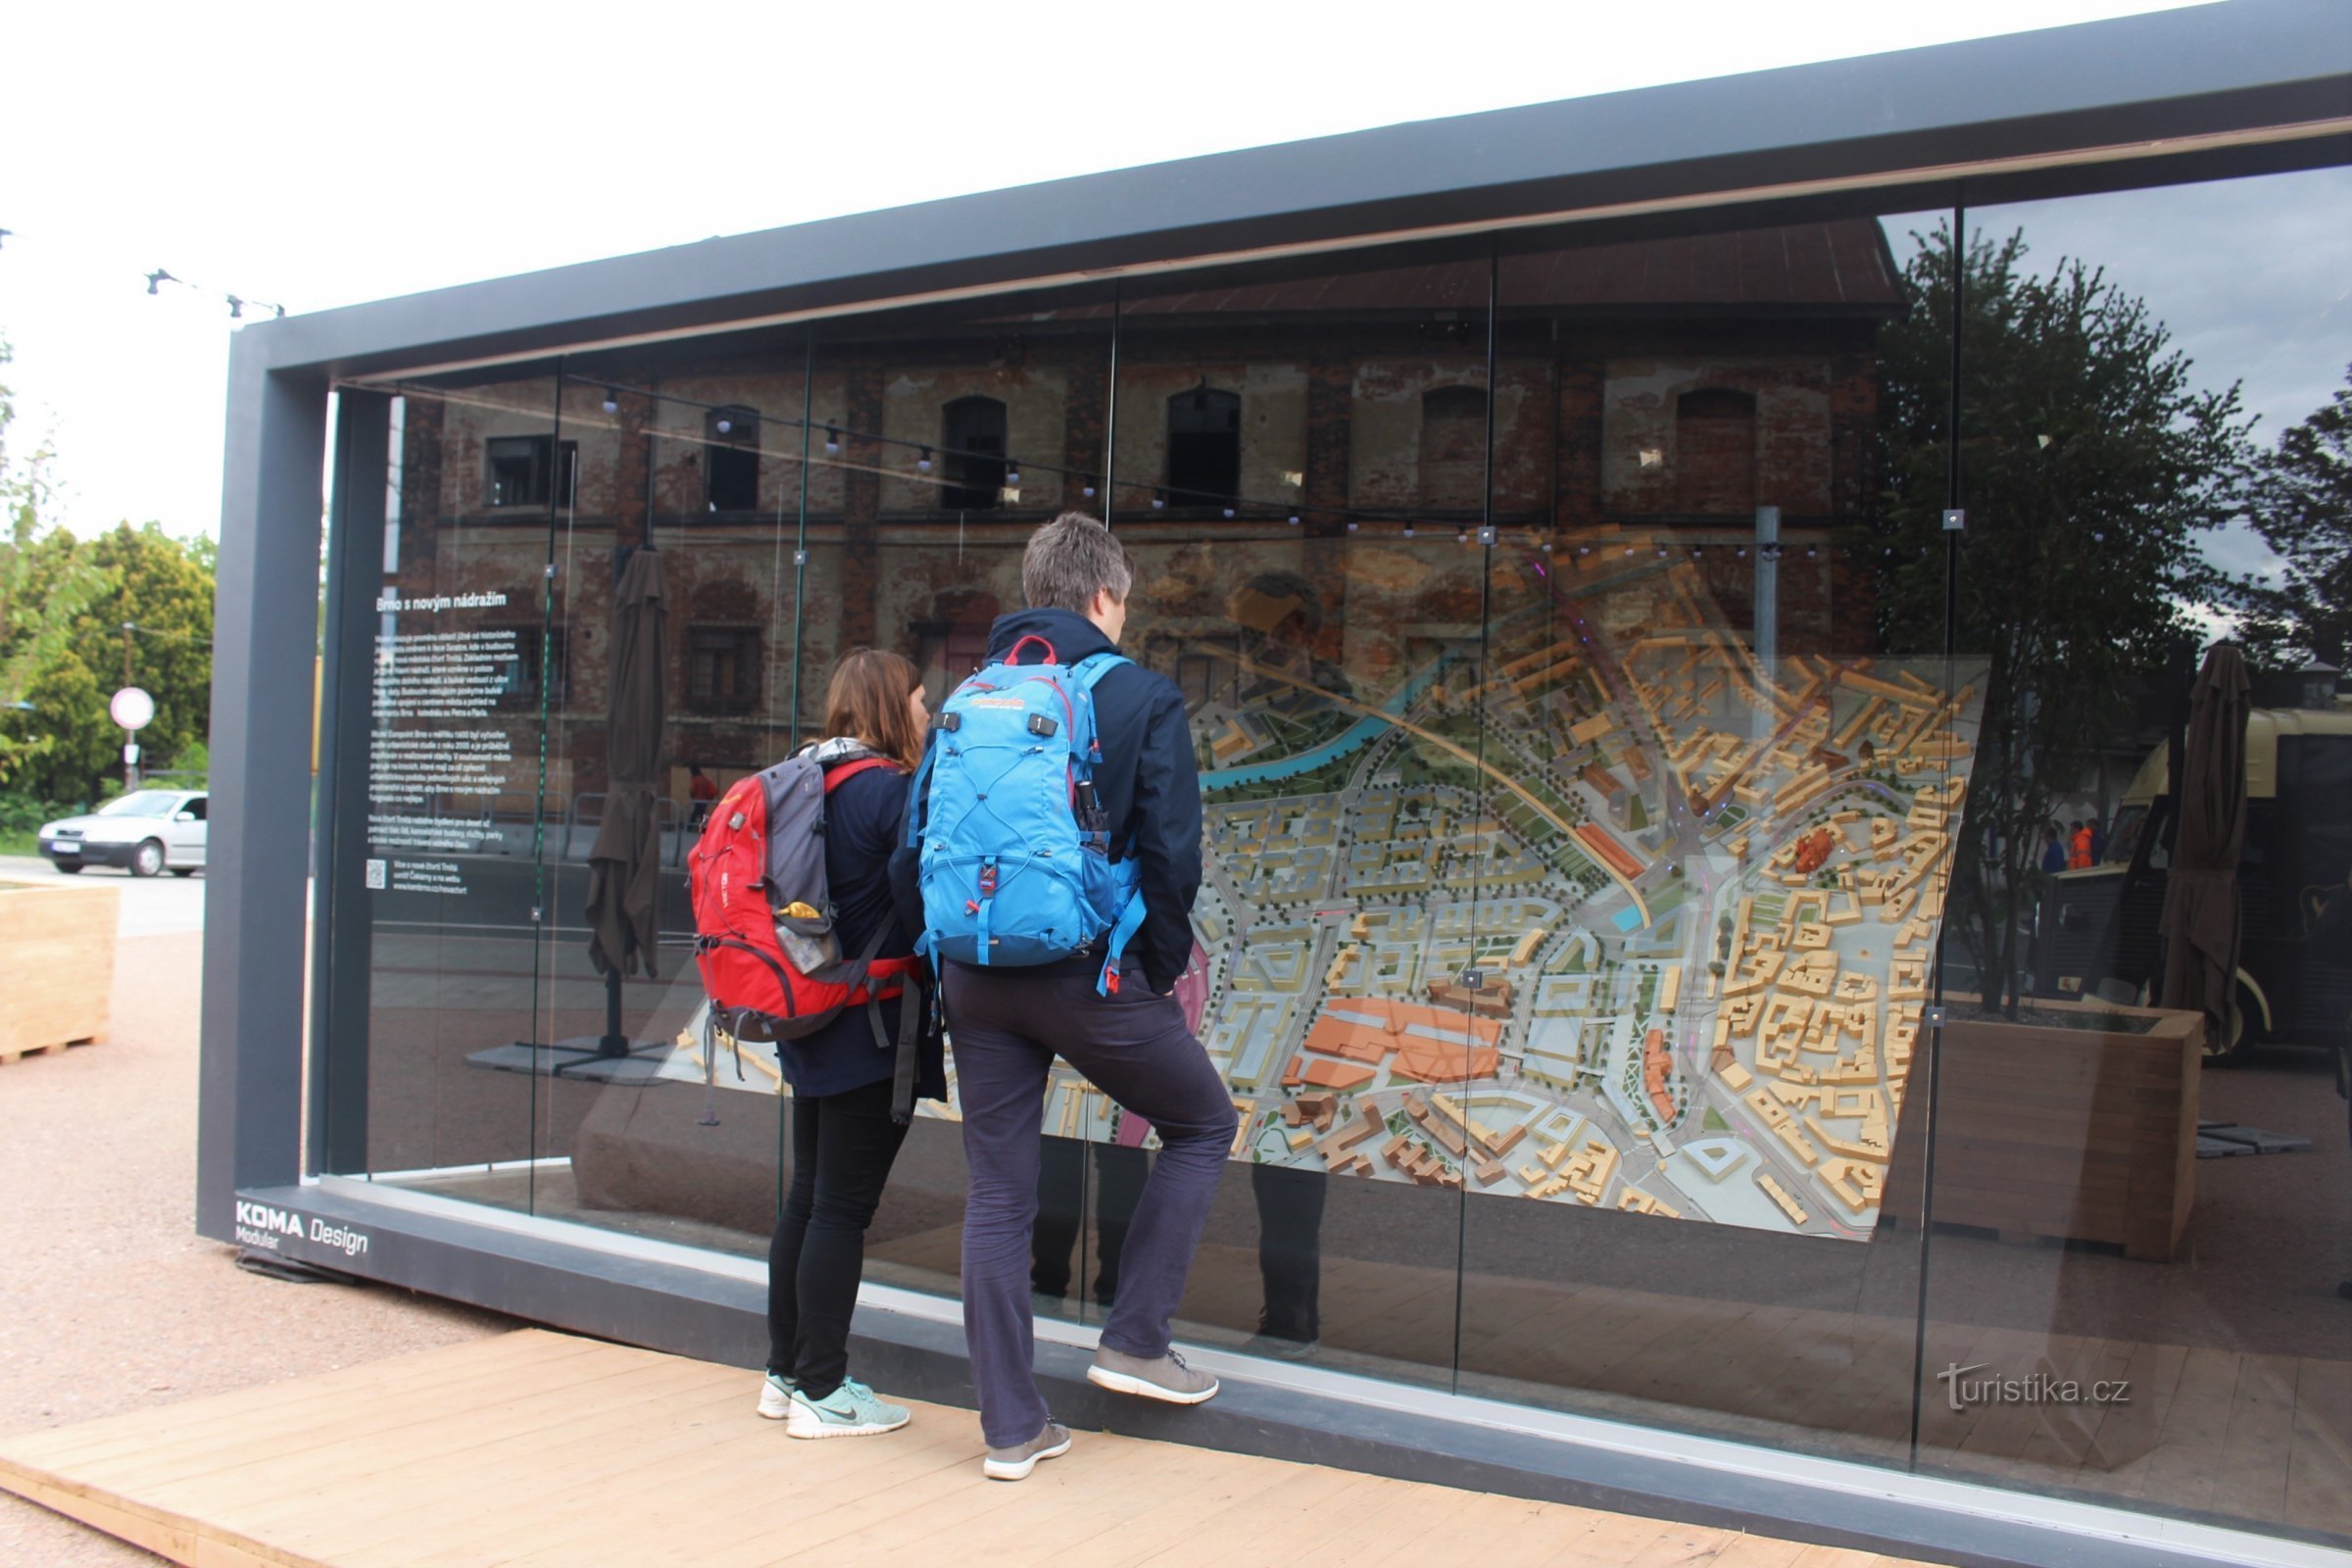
[570,546,668,1075]
[2158,642,2251,1054]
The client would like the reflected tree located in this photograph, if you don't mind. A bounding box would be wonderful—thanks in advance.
[1869,223,2252,1013]
[2232,364,2351,670]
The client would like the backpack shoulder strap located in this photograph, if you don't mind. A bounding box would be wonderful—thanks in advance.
[1071,651,1131,694]
[903,732,940,850]
[821,756,898,795]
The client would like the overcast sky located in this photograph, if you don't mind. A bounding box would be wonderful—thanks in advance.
[4,0,2339,593]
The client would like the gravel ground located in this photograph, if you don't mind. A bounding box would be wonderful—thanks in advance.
[0,928,517,1565]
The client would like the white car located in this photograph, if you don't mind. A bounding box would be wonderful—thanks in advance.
[39,790,209,877]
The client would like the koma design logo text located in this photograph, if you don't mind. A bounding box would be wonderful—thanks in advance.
[233,1200,370,1259]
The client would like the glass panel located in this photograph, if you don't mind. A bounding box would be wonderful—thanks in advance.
[1454,206,1961,1466]
[333,370,562,1210]
[859,282,1118,1308]
[1922,165,2352,1548]
[489,358,811,1256]
[1105,242,1505,1386]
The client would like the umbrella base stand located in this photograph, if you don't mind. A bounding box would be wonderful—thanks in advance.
[545,1035,677,1084]
[466,956,678,1084]
[464,1039,675,1086]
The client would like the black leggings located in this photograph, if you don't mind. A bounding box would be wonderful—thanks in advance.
[767,1076,909,1400]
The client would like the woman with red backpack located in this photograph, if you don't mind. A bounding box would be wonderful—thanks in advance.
[752,648,944,1439]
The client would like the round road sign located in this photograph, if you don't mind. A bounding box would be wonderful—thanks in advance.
[110,687,155,731]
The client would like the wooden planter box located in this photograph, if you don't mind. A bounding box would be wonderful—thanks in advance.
[1886,996,2202,1261]
[0,878,120,1060]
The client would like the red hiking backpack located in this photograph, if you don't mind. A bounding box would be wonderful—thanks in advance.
[688,740,928,1118]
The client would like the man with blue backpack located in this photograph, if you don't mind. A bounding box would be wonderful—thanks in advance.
[896,513,1238,1482]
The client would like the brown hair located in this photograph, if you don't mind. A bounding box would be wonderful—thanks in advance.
[823,648,924,769]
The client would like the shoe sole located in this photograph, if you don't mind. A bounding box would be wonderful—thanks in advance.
[1086,1365,1220,1404]
[785,1411,910,1440]
[983,1432,1073,1481]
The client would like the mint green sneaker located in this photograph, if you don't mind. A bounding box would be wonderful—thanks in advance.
[784,1377,910,1439]
[756,1371,797,1421]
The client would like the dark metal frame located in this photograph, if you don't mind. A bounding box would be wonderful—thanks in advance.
[204,6,2351,1560]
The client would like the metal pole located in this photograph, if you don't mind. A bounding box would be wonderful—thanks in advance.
[122,622,137,791]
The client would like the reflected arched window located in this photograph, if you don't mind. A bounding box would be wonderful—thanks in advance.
[705,406,760,513]
[940,395,1007,511]
[1166,385,1241,510]
[1419,385,1487,510]
[1675,388,1756,515]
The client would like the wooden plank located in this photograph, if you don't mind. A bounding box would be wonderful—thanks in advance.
[49,1342,668,1503]
[2284,1359,2352,1540]
[1130,1468,1390,1563]
[1697,1537,1813,1568]
[398,1407,979,1568]
[0,1330,1989,1568]
[2208,1353,2299,1526]
[295,1381,757,1561]
[197,1367,748,1552]
[2128,1347,2243,1516]
[1052,1453,1368,1565]
[2090,1341,2191,1493]
[5,1331,605,1471]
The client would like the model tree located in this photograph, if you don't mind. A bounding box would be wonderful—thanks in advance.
[2231,365,2351,669]
[1867,224,2251,1015]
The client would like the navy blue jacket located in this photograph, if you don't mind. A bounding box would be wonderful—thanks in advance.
[894,607,1202,994]
[776,762,946,1101]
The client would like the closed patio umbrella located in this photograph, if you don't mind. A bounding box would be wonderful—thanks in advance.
[582,547,667,1048]
[2158,641,2250,1052]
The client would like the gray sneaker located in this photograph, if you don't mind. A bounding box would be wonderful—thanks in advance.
[983,1420,1072,1481]
[1087,1345,1219,1404]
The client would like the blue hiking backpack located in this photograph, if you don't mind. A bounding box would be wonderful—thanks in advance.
[907,634,1148,995]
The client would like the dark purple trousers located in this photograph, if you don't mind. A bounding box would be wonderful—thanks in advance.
[945,960,1238,1449]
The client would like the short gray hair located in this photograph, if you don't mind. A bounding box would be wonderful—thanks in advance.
[1021,513,1133,613]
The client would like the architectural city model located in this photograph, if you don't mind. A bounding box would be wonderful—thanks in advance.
[678,542,1984,1242]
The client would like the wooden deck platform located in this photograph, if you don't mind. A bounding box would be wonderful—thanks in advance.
[0,1329,1940,1568]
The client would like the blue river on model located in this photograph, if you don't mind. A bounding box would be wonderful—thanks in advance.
[1199,657,1451,789]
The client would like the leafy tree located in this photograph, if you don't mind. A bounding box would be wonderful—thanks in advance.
[0,339,112,788]
[2231,365,2351,669]
[1868,224,2252,1014]
[0,521,216,801]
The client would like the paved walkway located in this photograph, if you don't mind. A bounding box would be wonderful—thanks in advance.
[0,1330,1930,1568]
